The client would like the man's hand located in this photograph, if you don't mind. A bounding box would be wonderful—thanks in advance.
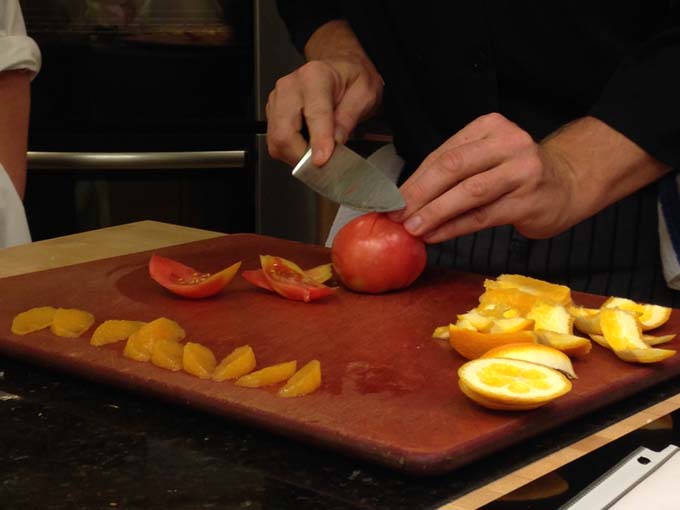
[389,113,670,243]
[266,20,383,167]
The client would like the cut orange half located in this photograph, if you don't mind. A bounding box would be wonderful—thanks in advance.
[458,358,572,409]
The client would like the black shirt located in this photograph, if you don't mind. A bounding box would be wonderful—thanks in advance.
[277,0,680,306]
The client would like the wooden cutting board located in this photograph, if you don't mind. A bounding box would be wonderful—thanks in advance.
[1,234,679,475]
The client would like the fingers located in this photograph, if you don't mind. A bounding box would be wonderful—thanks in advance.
[392,135,515,224]
[266,83,309,166]
[299,64,337,166]
[403,162,523,238]
[333,75,382,145]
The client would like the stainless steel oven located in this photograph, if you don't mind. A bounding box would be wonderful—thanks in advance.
[21,0,318,243]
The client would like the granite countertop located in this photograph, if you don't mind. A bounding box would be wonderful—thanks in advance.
[2,352,680,510]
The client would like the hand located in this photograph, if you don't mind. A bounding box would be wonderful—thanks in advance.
[266,20,383,167]
[389,113,669,243]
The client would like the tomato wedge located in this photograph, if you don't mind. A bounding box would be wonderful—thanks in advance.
[148,254,241,299]
[242,262,333,292]
[257,255,335,302]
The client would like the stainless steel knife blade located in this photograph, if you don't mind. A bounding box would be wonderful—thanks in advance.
[292,144,405,212]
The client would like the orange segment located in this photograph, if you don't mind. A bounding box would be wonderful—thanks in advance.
[90,320,145,346]
[50,308,95,338]
[235,360,297,388]
[123,331,153,362]
[458,358,572,410]
[11,306,57,335]
[448,325,537,360]
[183,342,217,379]
[278,359,322,397]
[212,345,257,381]
[151,338,184,371]
[534,330,592,357]
[122,317,185,362]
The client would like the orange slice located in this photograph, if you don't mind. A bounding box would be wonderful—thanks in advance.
[182,342,217,379]
[235,360,297,388]
[11,306,57,335]
[458,358,572,410]
[449,325,537,360]
[534,330,592,357]
[50,308,95,338]
[151,338,184,371]
[602,297,672,331]
[278,359,322,397]
[480,343,577,379]
[527,301,573,334]
[212,345,257,381]
[90,320,145,346]
[487,274,572,307]
[123,331,152,362]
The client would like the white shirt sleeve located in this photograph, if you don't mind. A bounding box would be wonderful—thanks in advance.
[0,0,41,77]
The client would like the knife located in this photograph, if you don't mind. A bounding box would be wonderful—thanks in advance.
[292,144,405,212]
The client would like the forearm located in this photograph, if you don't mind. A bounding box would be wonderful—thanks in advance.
[541,116,671,226]
[0,70,31,199]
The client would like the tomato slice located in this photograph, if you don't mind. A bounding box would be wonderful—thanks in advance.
[259,255,335,302]
[241,269,272,290]
[148,254,241,299]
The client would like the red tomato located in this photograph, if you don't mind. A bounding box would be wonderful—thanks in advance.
[331,213,427,293]
[242,262,333,292]
[148,254,241,299]
[259,255,335,302]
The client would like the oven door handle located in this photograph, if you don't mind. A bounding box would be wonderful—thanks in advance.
[27,150,246,170]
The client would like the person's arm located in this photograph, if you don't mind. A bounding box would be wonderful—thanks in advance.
[0,69,31,198]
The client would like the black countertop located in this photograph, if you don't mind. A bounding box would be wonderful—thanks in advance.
[2,353,679,510]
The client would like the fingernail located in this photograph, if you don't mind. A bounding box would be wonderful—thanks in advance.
[334,127,346,144]
[403,215,422,234]
[313,147,326,165]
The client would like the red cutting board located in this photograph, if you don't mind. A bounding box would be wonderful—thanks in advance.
[1,234,679,475]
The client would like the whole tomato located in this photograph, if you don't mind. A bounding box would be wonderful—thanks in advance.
[331,213,427,293]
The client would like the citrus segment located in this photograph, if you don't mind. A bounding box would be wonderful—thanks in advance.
[235,360,297,388]
[123,331,153,362]
[90,320,145,346]
[151,338,184,371]
[479,286,539,315]
[534,330,592,357]
[11,306,57,335]
[212,345,257,381]
[278,359,322,397]
[480,343,577,379]
[50,308,95,338]
[135,317,186,345]
[448,326,537,360]
[183,342,217,379]
[458,358,571,408]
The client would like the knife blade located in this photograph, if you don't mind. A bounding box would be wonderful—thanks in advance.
[292,144,405,212]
